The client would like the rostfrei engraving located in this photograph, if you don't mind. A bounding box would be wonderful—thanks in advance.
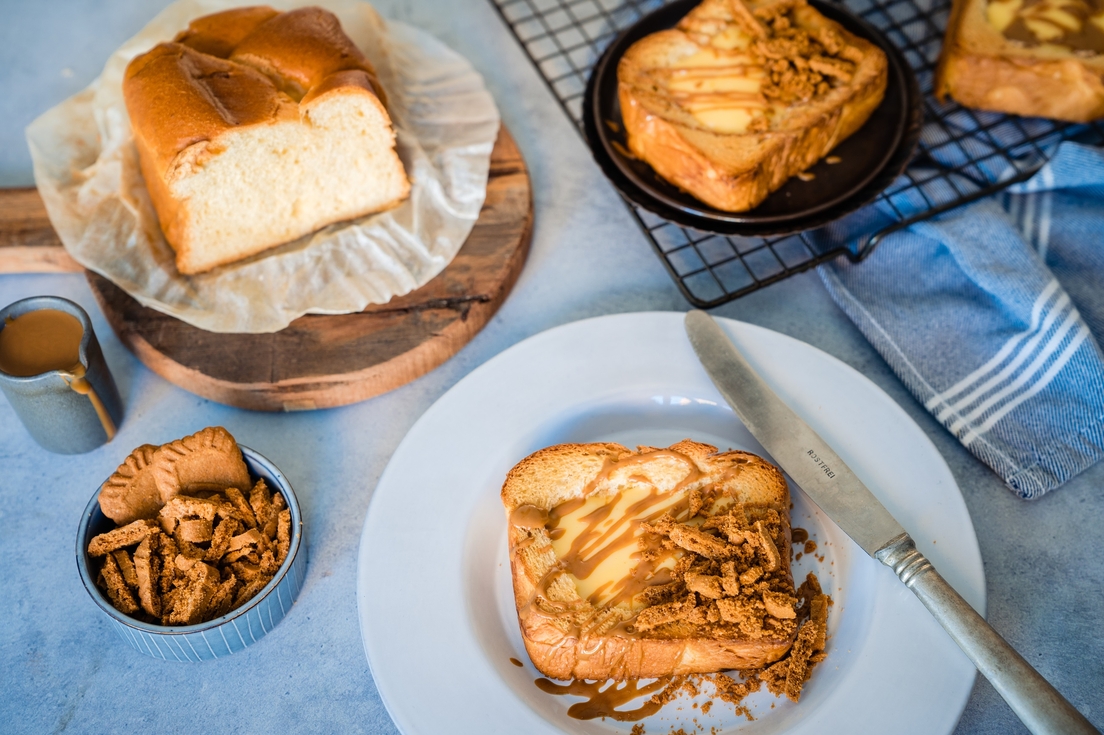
[807,449,836,479]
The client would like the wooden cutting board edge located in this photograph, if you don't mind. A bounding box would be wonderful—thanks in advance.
[93,250,529,411]
[1,126,532,412]
[0,186,79,272]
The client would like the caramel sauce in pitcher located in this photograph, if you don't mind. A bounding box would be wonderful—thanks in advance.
[0,309,83,376]
[0,309,116,440]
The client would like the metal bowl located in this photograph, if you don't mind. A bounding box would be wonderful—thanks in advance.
[76,445,307,661]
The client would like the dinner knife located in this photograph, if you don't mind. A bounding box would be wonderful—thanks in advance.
[684,310,1099,735]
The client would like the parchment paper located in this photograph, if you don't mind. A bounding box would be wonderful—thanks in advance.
[26,0,500,333]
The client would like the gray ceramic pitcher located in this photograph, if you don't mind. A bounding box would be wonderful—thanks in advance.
[0,296,124,454]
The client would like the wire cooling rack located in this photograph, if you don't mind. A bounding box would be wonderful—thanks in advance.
[489,0,1104,307]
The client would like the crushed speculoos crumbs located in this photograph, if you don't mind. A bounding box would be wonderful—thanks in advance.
[754,2,860,105]
[628,504,800,646]
[563,502,830,709]
[625,508,832,713]
[611,569,831,725]
[88,478,291,626]
[677,0,864,115]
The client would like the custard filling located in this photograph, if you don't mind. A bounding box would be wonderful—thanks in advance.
[988,0,1104,51]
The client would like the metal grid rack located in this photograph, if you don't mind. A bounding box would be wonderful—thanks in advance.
[489,0,1104,307]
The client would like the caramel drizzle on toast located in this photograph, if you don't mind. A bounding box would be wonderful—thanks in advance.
[641,0,864,134]
[992,0,1104,51]
[548,454,697,608]
[511,447,791,642]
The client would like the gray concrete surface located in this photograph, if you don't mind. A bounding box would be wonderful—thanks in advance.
[0,0,1100,732]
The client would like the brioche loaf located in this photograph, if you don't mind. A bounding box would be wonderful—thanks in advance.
[617,0,887,212]
[123,6,410,275]
[502,439,804,681]
[936,0,1104,121]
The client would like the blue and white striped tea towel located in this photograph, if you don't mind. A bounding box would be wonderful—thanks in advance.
[819,142,1104,499]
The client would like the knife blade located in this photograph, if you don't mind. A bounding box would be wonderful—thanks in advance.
[684,310,1098,735]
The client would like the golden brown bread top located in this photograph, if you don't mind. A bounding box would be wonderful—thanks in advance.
[123,6,387,174]
[300,68,380,105]
[224,6,383,101]
[125,43,294,173]
[173,6,280,58]
[501,439,789,513]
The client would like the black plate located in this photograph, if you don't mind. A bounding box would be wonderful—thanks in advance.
[583,0,922,238]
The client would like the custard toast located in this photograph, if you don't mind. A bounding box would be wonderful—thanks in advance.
[936,0,1104,121]
[502,439,823,681]
[617,0,888,212]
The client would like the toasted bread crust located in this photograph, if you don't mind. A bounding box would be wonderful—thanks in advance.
[617,0,888,212]
[502,440,795,680]
[936,0,1104,121]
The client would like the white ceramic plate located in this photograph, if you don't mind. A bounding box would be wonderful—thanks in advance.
[357,312,984,734]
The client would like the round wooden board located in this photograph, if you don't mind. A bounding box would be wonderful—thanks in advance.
[87,127,531,412]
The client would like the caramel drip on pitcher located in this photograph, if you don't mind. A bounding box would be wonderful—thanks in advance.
[0,309,116,441]
[63,363,117,441]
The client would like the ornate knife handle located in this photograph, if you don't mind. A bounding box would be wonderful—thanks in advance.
[875,533,1099,735]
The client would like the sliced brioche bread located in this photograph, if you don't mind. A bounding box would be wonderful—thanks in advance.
[502,439,802,681]
[617,0,887,212]
[123,6,410,275]
[936,0,1104,121]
